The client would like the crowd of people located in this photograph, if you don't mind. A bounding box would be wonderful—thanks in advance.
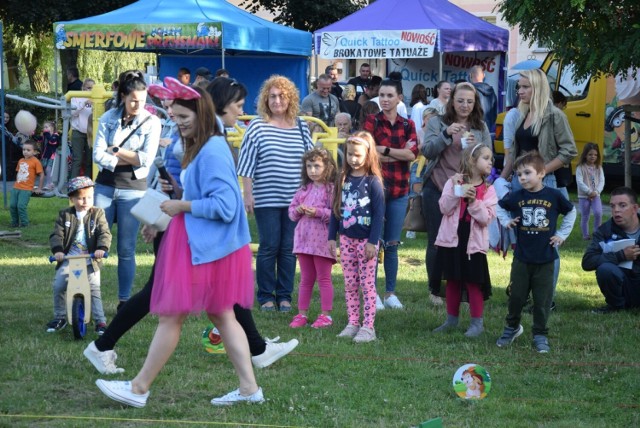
[3,63,638,408]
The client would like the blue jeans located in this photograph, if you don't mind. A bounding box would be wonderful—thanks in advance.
[381,194,408,293]
[94,184,144,301]
[510,173,568,297]
[254,207,297,305]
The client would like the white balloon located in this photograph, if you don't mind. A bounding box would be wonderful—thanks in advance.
[14,110,37,136]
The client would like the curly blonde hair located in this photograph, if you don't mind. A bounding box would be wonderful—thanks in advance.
[257,75,300,125]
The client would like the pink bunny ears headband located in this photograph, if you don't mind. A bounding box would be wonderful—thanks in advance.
[148,76,201,101]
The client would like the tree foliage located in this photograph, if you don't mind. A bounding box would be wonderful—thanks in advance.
[497,0,640,79]
[0,0,136,37]
[77,50,156,86]
[0,0,140,91]
[240,0,368,32]
[8,29,54,92]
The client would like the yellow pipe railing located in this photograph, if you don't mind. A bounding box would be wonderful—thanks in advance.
[65,86,112,179]
[228,115,345,164]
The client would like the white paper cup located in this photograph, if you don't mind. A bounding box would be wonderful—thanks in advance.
[460,137,468,149]
[454,184,465,197]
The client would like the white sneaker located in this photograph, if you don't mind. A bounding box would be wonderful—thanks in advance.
[429,294,444,306]
[251,337,299,369]
[96,380,149,408]
[211,387,265,406]
[376,294,385,310]
[84,342,125,374]
[384,294,404,309]
[353,327,376,343]
[337,324,360,338]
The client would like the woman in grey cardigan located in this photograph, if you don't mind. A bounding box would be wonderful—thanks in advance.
[421,82,491,304]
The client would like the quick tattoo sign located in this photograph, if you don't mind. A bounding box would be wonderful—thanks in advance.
[318,30,437,59]
[53,23,223,51]
[388,51,501,103]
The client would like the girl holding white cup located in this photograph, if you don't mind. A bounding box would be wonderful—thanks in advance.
[420,82,491,304]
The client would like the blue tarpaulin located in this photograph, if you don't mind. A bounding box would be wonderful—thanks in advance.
[55,0,312,113]
[57,0,311,56]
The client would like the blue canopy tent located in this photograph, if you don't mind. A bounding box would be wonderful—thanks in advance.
[314,0,509,112]
[54,0,312,113]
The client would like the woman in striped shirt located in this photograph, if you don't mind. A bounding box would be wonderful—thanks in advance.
[238,75,314,312]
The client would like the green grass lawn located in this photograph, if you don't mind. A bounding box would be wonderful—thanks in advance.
[0,193,638,427]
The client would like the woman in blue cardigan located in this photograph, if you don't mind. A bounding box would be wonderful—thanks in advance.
[95,81,263,408]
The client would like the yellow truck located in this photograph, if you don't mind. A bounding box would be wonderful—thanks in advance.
[495,54,640,179]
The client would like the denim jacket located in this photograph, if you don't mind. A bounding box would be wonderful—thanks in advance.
[93,107,161,180]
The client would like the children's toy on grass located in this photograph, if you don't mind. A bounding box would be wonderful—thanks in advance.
[453,363,491,400]
[202,323,226,354]
[48,252,108,339]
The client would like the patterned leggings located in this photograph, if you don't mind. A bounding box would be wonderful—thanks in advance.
[339,236,379,329]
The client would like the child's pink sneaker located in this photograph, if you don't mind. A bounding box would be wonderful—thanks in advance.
[311,314,333,329]
[289,314,308,328]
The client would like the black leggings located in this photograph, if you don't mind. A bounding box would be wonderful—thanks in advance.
[95,233,267,356]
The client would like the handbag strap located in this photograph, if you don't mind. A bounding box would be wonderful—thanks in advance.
[115,115,152,149]
[551,110,556,148]
[296,118,309,149]
[297,117,304,141]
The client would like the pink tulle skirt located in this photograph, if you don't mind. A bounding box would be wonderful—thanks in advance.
[150,213,254,315]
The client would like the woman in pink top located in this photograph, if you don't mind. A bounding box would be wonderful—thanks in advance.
[288,148,337,329]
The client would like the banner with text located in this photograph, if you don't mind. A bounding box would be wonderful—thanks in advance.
[53,22,222,51]
[318,30,437,59]
[388,51,502,105]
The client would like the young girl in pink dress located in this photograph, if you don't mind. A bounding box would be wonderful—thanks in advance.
[288,148,337,329]
[432,143,497,337]
[95,80,263,408]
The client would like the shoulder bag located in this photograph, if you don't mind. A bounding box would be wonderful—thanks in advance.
[403,195,427,232]
[551,111,573,187]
